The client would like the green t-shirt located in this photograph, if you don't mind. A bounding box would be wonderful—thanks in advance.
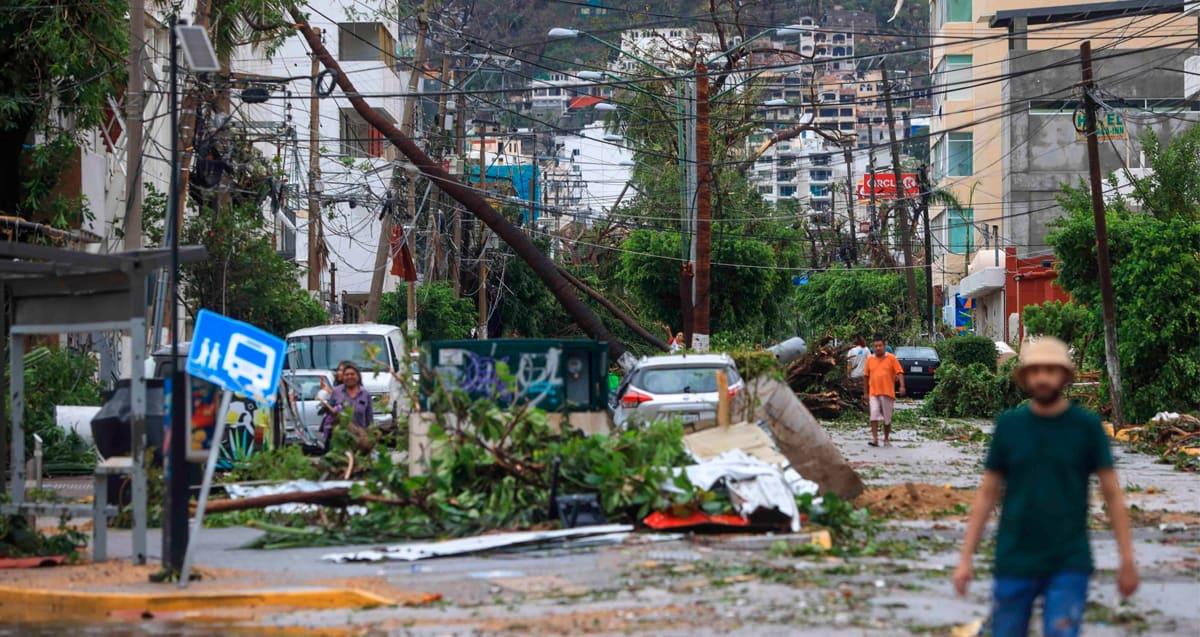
[984,402,1114,578]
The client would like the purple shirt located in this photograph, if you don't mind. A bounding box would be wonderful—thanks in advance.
[321,385,373,438]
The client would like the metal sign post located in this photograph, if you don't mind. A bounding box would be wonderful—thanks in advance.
[177,389,231,587]
[177,309,285,587]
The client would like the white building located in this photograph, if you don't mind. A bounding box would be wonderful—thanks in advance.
[615,28,720,72]
[234,1,411,313]
[548,121,634,227]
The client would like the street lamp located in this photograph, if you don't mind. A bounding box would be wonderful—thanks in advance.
[164,18,218,578]
[593,102,618,112]
[763,98,790,107]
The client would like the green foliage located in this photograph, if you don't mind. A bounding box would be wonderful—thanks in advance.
[22,347,101,470]
[938,335,997,371]
[0,515,87,560]
[923,362,1020,419]
[792,269,910,342]
[223,445,319,483]
[1050,127,1200,421]
[379,282,476,341]
[726,349,782,382]
[143,185,327,337]
[0,0,126,217]
[1021,300,1093,368]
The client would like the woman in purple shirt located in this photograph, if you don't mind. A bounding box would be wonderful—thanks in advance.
[321,362,372,446]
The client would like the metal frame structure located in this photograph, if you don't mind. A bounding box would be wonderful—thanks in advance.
[0,242,205,563]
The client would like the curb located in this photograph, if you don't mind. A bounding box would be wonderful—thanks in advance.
[0,584,393,622]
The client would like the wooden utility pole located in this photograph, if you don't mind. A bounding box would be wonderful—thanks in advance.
[477,126,488,340]
[124,0,145,250]
[867,119,879,261]
[365,0,430,323]
[881,62,919,316]
[691,63,712,352]
[291,11,634,363]
[1080,41,1127,427]
[306,32,322,292]
[451,68,464,296]
[329,262,338,323]
[919,166,935,335]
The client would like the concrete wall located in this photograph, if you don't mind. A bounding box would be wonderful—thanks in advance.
[1002,47,1200,256]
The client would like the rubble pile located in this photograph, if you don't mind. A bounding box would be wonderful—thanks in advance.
[783,339,859,418]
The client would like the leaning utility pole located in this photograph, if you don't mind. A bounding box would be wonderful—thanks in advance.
[124,0,145,250]
[1080,41,1127,427]
[691,63,713,352]
[291,11,633,363]
[881,62,919,316]
[306,30,322,292]
[918,166,935,335]
[365,0,430,323]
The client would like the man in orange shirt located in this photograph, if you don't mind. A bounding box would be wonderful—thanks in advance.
[864,334,905,447]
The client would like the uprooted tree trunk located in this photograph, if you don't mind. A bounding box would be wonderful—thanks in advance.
[785,339,859,418]
[291,12,641,365]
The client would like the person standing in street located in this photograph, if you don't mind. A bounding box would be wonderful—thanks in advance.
[846,336,869,394]
[320,362,373,447]
[953,337,1138,637]
[864,334,904,447]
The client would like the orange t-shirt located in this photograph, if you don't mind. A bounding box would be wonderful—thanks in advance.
[864,352,904,398]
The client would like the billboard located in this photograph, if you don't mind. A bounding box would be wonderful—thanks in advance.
[856,173,920,201]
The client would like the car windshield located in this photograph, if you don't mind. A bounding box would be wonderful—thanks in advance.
[286,335,388,372]
[636,365,738,394]
[895,346,938,359]
[285,374,327,400]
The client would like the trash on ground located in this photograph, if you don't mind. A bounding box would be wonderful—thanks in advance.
[321,524,634,563]
[683,421,790,467]
[643,510,751,531]
[1131,412,1200,471]
[222,480,365,515]
[674,449,816,532]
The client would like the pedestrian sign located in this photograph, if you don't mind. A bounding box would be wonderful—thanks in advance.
[186,309,286,405]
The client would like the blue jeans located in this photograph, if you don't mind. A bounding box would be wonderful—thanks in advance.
[990,572,1089,637]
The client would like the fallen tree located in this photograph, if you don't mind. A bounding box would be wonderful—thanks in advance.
[784,339,859,418]
[290,12,651,364]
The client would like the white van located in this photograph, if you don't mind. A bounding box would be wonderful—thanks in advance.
[284,324,409,426]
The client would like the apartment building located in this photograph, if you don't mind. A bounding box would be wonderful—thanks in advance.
[929,0,1197,338]
[236,0,410,314]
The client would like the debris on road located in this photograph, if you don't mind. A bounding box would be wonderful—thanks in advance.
[218,480,364,514]
[856,483,975,519]
[675,449,816,532]
[1128,412,1200,471]
[321,524,634,563]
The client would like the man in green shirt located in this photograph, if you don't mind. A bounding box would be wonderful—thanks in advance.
[953,337,1138,637]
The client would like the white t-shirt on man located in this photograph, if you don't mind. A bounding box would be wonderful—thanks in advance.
[847,345,869,379]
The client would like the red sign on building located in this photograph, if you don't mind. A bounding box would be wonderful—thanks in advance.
[856,173,920,201]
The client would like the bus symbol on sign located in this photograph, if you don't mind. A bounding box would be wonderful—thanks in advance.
[187,309,286,405]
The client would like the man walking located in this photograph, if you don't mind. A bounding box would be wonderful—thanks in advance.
[864,334,904,447]
[953,337,1138,636]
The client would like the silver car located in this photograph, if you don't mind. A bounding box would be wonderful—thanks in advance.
[279,369,335,446]
[611,354,744,428]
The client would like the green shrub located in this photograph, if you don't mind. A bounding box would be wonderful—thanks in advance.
[21,347,102,471]
[923,362,1020,419]
[379,281,476,342]
[1022,300,1094,368]
[938,335,997,371]
[223,444,319,483]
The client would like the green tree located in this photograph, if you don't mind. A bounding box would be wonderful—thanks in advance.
[1021,300,1093,368]
[1048,127,1200,421]
[793,269,911,342]
[0,1,126,221]
[379,282,476,341]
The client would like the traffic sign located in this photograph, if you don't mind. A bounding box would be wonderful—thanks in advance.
[186,309,286,405]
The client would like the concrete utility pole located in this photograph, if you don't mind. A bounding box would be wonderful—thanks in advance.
[842,141,857,264]
[1080,41,1127,428]
[124,0,145,250]
[691,63,712,352]
[366,0,431,323]
[867,119,879,261]
[881,62,919,316]
[329,262,338,323]
[451,67,464,297]
[307,30,322,292]
[291,11,634,362]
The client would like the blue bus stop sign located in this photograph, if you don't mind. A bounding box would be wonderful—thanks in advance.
[185,309,286,405]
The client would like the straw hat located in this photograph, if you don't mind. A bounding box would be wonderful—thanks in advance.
[1015,336,1075,380]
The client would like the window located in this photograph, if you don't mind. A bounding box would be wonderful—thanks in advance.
[338,22,394,62]
[948,132,973,176]
[779,185,797,197]
[947,0,971,22]
[341,108,389,159]
[840,108,853,117]
[940,54,973,101]
[947,207,974,254]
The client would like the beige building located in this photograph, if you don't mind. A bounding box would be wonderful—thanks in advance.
[929,0,1194,337]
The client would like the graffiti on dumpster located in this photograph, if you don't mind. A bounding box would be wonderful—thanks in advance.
[442,347,564,408]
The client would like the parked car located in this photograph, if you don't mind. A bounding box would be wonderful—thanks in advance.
[894,346,940,398]
[285,324,408,427]
[279,369,335,447]
[611,353,744,427]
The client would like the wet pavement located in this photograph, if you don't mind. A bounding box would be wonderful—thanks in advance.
[5,409,1198,636]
